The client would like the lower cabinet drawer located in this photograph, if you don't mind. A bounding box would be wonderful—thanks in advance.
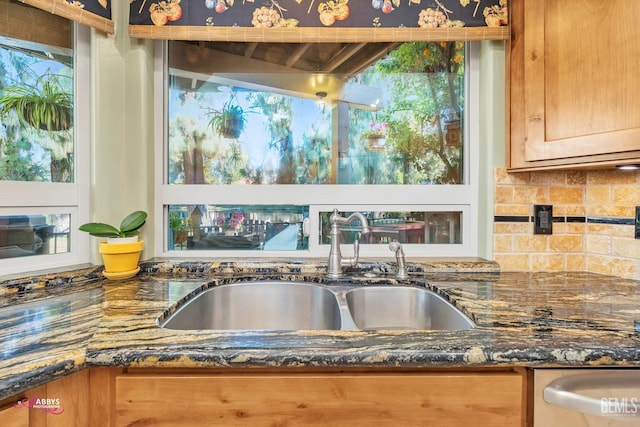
[115,372,524,427]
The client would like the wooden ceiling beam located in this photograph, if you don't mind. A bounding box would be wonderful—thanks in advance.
[341,42,401,76]
[320,43,367,73]
[286,43,312,68]
[244,42,258,58]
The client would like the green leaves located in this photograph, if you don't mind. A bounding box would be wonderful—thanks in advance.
[206,97,247,138]
[78,222,122,238]
[120,211,148,236]
[79,211,148,238]
[0,75,73,134]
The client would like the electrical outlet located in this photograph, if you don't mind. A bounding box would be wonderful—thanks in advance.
[534,205,553,235]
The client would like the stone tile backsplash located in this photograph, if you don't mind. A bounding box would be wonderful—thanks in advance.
[493,167,640,279]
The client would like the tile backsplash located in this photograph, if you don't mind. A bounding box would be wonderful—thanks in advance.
[493,167,640,279]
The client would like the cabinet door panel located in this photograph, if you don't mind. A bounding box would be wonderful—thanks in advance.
[525,0,640,162]
[115,372,524,427]
[0,403,28,427]
[510,0,640,170]
[44,369,90,427]
[544,1,639,141]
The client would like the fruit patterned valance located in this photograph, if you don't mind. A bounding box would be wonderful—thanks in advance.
[129,0,508,42]
[19,0,113,33]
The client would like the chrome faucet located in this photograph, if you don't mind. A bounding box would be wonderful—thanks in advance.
[327,209,370,279]
[389,240,408,280]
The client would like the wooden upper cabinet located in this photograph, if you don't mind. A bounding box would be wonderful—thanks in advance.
[508,0,640,170]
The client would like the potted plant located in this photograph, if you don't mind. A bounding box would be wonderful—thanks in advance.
[79,211,147,280]
[169,211,189,249]
[0,73,73,133]
[361,122,389,151]
[207,97,246,139]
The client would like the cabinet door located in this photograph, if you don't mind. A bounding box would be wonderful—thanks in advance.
[0,371,89,427]
[43,369,90,427]
[509,0,640,170]
[0,403,29,427]
[115,372,524,426]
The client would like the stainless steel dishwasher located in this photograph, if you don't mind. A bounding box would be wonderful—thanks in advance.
[534,369,640,426]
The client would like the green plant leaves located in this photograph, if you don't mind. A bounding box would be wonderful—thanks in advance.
[120,211,148,236]
[79,210,147,238]
[0,75,73,133]
[78,222,122,238]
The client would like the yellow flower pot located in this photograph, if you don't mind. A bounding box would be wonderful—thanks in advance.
[99,240,144,280]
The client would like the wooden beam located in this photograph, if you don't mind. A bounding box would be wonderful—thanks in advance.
[244,42,258,58]
[341,42,402,76]
[321,43,367,73]
[286,43,312,68]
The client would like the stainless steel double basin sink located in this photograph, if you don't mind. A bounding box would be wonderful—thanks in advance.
[159,281,475,332]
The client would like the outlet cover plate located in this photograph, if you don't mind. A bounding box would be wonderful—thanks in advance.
[534,205,553,235]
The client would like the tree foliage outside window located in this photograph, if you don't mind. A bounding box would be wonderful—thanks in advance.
[0,40,74,183]
[167,42,464,186]
[347,41,464,185]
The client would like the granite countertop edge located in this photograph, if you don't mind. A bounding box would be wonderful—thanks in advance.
[2,258,640,401]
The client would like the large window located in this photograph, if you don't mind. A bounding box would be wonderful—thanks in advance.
[0,25,90,275]
[158,40,479,257]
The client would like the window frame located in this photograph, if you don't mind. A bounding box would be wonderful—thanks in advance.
[154,41,480,258]
[0,24,91,276]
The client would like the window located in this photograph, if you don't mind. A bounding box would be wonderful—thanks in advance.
[157,41,479,258]
[0,25,90,275]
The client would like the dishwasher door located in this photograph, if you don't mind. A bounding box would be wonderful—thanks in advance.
[535,369,640,427]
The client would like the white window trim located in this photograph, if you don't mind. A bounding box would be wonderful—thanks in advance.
[0,24,91,276]
[154,42,480,259]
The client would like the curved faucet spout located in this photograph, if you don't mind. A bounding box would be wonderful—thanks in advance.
[330,210,371,235]
[327,209,370,279]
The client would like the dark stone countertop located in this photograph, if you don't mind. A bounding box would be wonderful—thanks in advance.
[1,258,640,400]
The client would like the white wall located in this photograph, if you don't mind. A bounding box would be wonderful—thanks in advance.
[90,0,155,263]
[478,40,506,259]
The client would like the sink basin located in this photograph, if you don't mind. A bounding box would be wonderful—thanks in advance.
[159,281,475,332]
[159,281,342,331]
[345,286,474,331]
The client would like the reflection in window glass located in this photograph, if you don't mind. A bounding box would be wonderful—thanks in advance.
[0,36,74,183]
[167,41,464,185]
[319,211,462,245]
[0,214,71,259]
[168,205,308,251]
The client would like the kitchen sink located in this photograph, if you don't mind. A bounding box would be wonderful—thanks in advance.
[159,281,342,331]
[159,281,475,332]
[345,286,475,331]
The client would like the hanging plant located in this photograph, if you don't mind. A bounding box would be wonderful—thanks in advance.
[0,74,72,133]
[206,97,247,139]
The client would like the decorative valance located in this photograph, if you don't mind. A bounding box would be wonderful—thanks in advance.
[19,0,114,34]
[129,0,508,42]
[1,0,71,47]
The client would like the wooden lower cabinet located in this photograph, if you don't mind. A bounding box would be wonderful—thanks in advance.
[0,369,89,427]
[104,369,526,427]
[2,368,528,426]
[0,401,29,427]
